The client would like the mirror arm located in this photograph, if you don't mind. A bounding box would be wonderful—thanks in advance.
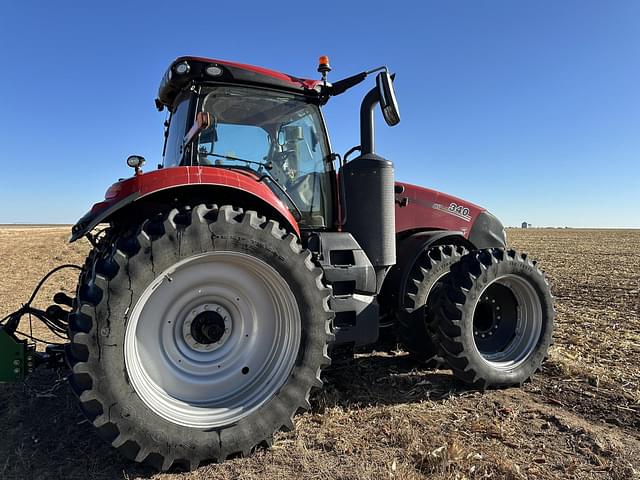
[327,67,387,99]
[359,86,380,155]
[366,66,388,75]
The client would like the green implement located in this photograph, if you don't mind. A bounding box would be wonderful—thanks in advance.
[0,326,35,382]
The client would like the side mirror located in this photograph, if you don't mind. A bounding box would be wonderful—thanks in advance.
[376,71,400,126]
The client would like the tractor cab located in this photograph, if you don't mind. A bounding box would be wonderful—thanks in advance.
[162,80,335,228]
[156,57,339,229]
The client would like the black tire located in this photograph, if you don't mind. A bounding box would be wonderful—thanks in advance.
[67,205,333,471]
[434,248,554,389]
[397,245,467,367]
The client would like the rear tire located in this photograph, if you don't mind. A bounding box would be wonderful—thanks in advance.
[67,205,333,470]
[397,245,467,367]
[434,248,554,388]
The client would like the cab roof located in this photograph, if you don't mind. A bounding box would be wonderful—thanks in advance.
[156,56,323,111]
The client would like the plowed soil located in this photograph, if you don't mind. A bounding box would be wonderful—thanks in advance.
[0,227,638,479]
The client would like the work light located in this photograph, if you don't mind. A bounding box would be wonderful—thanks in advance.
[174,61,190,75]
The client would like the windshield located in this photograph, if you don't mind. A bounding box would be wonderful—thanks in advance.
[195,86,333,227]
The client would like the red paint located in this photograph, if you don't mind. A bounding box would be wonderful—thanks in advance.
[394,182,484,238]
[89,169,484,242]
[94,166,300,235]
[175,56,322,91]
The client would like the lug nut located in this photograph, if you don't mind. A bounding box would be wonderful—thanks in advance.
[14,368,20,374]
[13,360,21,366]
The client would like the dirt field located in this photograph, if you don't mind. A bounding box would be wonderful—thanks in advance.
[0,227,638,480]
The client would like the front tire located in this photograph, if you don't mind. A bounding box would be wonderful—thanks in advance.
[434,248,554,389]
[67,205,333,470]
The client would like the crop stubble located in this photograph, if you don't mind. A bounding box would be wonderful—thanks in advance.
[0,227,638,479]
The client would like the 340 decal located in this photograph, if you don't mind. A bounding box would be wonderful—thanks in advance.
[448,203,470,217]
[431,202,472,221]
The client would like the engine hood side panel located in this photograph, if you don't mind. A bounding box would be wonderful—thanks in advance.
[395,182,484,237]
[394,181,506,248]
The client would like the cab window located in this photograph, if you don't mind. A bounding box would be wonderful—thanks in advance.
[163,94,192,167]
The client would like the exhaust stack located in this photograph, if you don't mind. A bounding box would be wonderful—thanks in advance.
[341,70,401,283]
[360,86,379,155]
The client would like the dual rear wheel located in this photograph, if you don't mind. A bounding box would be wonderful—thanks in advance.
[399,246,554,388]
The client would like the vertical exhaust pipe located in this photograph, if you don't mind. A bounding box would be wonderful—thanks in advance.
[341,70,401,288]
[360,87,379,155]
[359,70,399,155]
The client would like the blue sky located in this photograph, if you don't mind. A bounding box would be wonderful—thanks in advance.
[0,1,638,227]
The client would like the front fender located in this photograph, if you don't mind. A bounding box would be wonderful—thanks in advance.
[70,166,300,242]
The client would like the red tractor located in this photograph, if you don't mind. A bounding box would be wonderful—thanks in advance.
[1,56,554,470]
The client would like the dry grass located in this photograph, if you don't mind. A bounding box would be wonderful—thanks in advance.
[0,227,639,480]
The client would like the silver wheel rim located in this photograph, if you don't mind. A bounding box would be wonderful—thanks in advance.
[124,251,301,429]
[472,274,542,369]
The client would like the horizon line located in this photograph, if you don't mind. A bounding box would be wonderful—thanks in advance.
[1,223,639,230]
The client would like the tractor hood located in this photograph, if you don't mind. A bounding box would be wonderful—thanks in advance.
[394,181,506,249]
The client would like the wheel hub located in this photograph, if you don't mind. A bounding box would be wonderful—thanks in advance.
[182,304,231,352]
[192,312,225,344]
[473,297,502,338]
[472,274,543,368]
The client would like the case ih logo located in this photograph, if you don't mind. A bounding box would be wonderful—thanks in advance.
[433,202,472,222]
